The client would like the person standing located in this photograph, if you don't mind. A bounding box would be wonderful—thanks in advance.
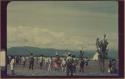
[39,55,43,69]
[79,57,85,72]
[10,56,15,75]
[72,55,76,73]
[111,59,117,73]
[108,59,112,73]
[29,53,34,70]
[61,58,66,72]
[22,56,26,67]
[66,53,74,76]
[84,57,89,67]
[16,56,19,64]
[48,57,52,72]
[44,57,49,70]
[19,56,22,65]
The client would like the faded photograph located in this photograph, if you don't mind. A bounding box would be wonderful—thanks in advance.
[7,1,118,76]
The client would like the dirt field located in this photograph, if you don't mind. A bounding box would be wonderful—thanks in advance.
[7,60,118,76]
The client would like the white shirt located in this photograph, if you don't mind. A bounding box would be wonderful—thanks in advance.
[45,58,48,63]
[10,59,15,65]
[39,57,43,62]
[62,59,66,65]
[66,56,72,61]
[10,58,15,70]
[22,57,25,62]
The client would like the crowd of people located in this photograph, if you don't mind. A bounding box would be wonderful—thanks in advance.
[7,34,118,76]
[8,52,117,76]
[8,52,90,76]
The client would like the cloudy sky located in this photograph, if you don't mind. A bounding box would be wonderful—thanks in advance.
[7,1,118,51]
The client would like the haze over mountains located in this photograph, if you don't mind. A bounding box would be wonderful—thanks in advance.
[7,46,118,59]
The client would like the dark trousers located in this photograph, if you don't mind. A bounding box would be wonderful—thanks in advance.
[66,64,73,76]
[80,63,84,72]
[29,61,34,70]
[40,62,43,69]
[73,65,76,73]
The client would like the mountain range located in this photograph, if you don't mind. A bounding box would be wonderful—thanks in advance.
[7,46,118,58]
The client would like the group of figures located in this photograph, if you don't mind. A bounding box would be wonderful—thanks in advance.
[8,34,118,76]
[8,53,89,76]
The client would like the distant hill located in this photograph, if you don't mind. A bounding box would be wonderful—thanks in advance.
[7,46,118,58]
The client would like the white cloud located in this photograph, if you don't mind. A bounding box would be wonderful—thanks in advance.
[7,25,118,51]
[7,25,65,48]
